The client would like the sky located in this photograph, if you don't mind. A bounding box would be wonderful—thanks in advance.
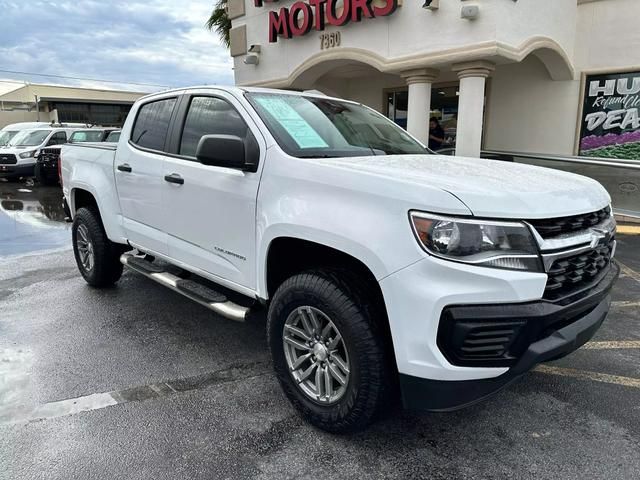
[0,0,233,93]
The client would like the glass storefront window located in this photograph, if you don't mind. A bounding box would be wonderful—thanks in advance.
[386,84,459,150]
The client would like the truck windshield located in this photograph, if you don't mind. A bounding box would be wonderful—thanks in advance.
[70,130,105,143]
[9,130,50,147]
[246,92,429,158]
[0,131,17,146]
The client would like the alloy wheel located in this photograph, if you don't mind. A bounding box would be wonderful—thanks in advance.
[282,306,351,404]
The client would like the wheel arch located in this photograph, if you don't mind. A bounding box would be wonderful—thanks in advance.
[70,185,126,244]
[263,235,396,356]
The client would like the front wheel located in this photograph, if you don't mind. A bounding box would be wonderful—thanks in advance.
[72,207,124,287]
[267,270,393,433]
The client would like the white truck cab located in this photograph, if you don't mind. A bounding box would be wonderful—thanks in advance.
[60,86,618,432]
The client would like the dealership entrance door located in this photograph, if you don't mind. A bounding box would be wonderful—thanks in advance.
[386,83,460,149]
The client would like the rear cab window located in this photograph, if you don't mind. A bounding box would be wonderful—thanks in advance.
[70,130,105,143]
[131,97,178,152]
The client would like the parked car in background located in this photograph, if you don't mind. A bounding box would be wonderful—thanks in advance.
[0,122,90,147]
[61,86,618,433]
[0,127,81,182]
[35,128,118,185]
[105,130,121,143]
[0,122,54,147]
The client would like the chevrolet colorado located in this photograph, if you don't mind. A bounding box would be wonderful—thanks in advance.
[61,87,618,433]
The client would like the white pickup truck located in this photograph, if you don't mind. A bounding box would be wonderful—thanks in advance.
[61,86,618,433]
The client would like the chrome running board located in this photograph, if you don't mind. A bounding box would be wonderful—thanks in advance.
[120,253,250,322]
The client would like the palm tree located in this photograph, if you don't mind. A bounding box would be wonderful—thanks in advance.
[206,0,232,49]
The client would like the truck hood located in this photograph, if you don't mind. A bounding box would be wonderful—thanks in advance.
[317,154,611,219]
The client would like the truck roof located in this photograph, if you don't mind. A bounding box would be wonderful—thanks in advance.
[138,85,353,104]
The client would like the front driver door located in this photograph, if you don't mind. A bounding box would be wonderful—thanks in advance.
[161,92,264,291]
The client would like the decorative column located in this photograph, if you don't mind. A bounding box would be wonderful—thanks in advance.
[452,61,495,158]
[401,68,439,145]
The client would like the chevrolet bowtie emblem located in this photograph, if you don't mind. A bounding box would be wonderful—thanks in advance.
[590,228,608,248]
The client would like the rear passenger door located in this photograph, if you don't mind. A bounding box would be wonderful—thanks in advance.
[115,96,178,255]
[161,92,264,291]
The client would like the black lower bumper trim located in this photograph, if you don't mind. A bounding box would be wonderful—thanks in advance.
[0,164,35,178]
[400,262,619,412]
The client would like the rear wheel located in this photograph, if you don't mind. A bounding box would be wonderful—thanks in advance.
[267,269,393,433]
[72,207,124,287]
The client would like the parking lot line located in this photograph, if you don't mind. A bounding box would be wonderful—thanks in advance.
[617,260,640,283]
[617,225,640,235]
[0,362,270,426]
[583,340,640,350]
[535,365,640,389]
[612,300,640,308]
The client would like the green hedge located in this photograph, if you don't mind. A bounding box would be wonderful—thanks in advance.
[582,141,640,160]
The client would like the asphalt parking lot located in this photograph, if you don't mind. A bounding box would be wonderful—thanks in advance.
[1,182,639,479]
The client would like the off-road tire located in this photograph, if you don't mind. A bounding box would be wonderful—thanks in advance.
[72,207,124,287]
[267,269,394,433]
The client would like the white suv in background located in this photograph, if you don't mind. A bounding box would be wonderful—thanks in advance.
[0,128,78,181]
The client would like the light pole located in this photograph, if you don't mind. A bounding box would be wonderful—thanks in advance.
[34,95,40,121]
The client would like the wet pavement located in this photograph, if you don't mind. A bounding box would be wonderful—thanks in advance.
[0,182,71,258]
[0,183,639,479]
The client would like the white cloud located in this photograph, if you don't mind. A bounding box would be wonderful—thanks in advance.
[0,0,234,92]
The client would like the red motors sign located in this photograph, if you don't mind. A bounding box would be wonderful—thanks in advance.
[254,0,400,43]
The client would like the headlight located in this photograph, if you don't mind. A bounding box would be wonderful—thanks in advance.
[19,150,36,159]
[410,211,542,272]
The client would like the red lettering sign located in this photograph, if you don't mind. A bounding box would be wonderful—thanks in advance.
[264,0,398,43]
[268,8,291,43]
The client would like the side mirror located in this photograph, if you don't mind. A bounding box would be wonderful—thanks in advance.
[196,134,259,172]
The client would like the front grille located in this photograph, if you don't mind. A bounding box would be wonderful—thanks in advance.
[38,148,61,163]
[544,240,614,302]
[0,153,17,165]
[529,207,611,239]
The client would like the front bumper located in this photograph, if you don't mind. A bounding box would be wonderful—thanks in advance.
[0,163,35,178]
[399,262,619,411]
[37,158,59,176]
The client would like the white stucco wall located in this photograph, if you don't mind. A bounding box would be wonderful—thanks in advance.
[575,0,640,71]
[484,56,580,155]
[232,0,577,87]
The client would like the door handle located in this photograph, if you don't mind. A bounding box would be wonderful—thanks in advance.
[117,163,132,173]
[164,173,184,185]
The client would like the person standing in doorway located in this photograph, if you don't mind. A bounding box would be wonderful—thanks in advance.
[428,117,445,151]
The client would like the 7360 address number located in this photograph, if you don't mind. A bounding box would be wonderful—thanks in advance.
[319,32,341,50]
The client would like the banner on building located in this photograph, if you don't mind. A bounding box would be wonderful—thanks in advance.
[579,71,640,160]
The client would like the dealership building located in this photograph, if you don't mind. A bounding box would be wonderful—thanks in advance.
[0,81,147,128]
[227,0,640,164]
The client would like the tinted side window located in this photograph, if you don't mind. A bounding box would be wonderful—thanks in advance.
[48,132,67,145]
[131,98,177,151]
[179,97,249,157]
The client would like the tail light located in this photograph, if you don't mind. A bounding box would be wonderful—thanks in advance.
[58,151,63,187]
